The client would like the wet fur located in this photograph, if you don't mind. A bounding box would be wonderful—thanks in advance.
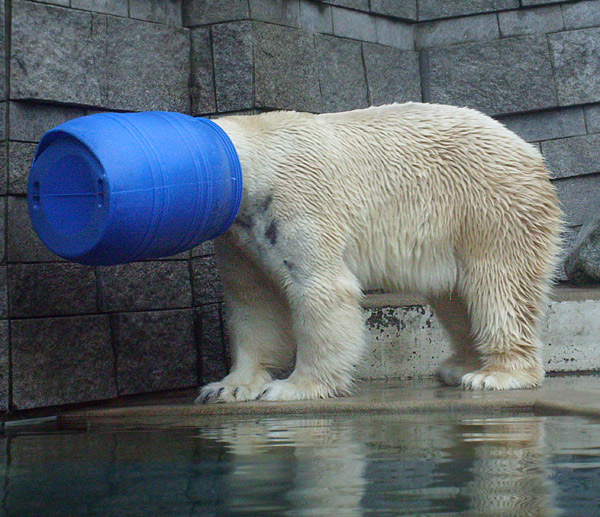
[198,103,562,403]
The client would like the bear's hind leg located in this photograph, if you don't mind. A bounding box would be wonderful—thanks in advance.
[427,293,482,386]
[459,263,546,390]
[198,240,295,403]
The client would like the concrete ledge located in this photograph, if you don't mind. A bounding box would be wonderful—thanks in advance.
[359,286,600,379]
[54,375,600,430]
[362,285,600,307]
[548,285,600,301]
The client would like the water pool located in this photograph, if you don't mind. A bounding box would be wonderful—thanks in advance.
[1,412,599,515]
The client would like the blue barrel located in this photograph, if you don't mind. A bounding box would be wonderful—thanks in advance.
[27,112,242,265]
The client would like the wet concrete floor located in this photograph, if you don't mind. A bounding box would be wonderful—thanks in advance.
[43,373,600,431]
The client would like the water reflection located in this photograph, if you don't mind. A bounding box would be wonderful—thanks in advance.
[459,417,557,516]
[0,413,598,515]
[198,414,557,515]
[201,417,368,516]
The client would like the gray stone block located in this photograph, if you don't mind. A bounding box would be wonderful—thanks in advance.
[416,13,499,49]
[0,198,4,263]
[562,0,600,30]
[417,0,518,20]
[36,0,68,5]
[316,35,368,112]
[564,214,600,284]
[376,17,414,49]
[0,7,5,98]
[0,267,7,319]
[11,2,190,112]
[521,0,564,5]
[11,1,105,106]
[426,35,557,116]
[112,310,198,395]
[327,0,369,10]
[0,321,7,411]
[8,263,97,318]
[254,23,322,111]
[11,315,116,409]
[70,0,128,15]
[191,239,215,257]
[190,28,216,116]
[299,1,333,34]
[0,144,7,195]
[332,7,377,42]
[363,43,421,105]
[498,5,563,37]
[104,16,190,112]
[155,249,191,260]
[0,103,5,141]
[9,102,86,143]
[212,22,255,112]
[191,255,224,305]
[370,0,417,20]
[8,142,36,195]
[584,104,600,134]
[183,0,249,26]
[84,108,109,116]
[0,199,4,263]
[197,304,228,383]
[250,0,301,27]
[98,261,192,312]
[0,32,3,100]
[497,107,586,143]
[542,134,600,179]
[553,173,600,227]
[6,196,59,262]
[129,0,182,25]
[557,225,580,280]
[549,28,600,106]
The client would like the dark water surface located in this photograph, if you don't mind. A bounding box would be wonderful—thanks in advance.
[1,413,599,515]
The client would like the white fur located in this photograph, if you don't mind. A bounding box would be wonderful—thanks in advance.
[198,103,562,403]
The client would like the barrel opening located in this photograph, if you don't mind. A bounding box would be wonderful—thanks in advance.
[38,153,99,237]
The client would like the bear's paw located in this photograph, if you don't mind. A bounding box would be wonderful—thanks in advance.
[461,367,543,390]
[197,371,272,403]
[257,378,341,401]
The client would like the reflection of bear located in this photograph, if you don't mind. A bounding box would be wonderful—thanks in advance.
[199,103,562,403]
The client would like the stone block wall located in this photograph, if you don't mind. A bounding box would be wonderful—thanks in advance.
[1,0,226,412]
[0,0,598,410]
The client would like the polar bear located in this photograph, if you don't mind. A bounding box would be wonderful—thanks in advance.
[198,103,562,403]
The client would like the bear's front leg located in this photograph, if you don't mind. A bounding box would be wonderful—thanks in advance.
[258,267,366,401]
[198,238,295,403]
